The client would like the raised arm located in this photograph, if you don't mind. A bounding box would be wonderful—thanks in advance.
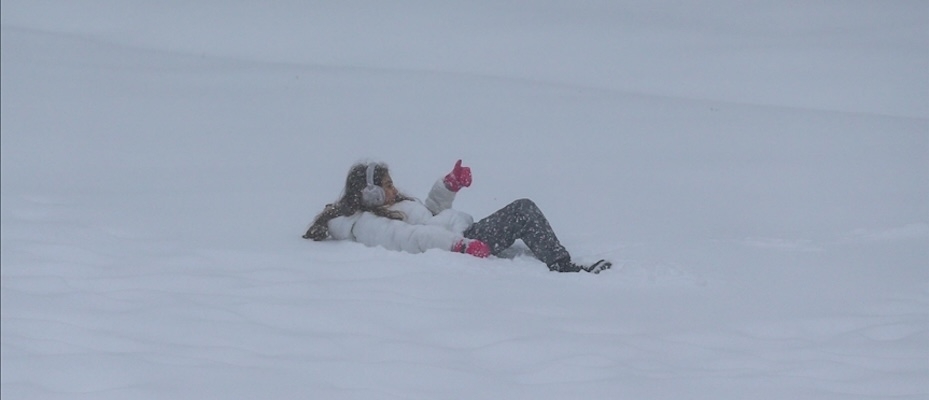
[425,159,472,215]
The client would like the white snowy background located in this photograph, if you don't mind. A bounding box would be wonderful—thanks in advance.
[2,1,927,399]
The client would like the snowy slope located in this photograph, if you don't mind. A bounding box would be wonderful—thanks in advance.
[2,1,927,399]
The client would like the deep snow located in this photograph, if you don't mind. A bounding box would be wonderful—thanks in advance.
[2,1,928,399]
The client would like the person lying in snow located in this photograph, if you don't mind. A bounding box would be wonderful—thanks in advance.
[303,160,611,274]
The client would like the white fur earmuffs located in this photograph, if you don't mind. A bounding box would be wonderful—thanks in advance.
[361,162,386,207]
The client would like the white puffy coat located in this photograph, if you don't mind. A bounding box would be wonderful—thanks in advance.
[327,179,475,253]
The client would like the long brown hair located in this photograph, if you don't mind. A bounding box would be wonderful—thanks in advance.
[302,162,412,240]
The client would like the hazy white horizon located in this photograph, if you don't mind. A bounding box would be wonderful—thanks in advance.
[2,1,927,399]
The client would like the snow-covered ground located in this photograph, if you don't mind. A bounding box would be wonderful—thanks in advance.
[2,1,927,399]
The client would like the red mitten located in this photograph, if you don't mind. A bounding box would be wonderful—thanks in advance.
[452,239,490,258]
[443,159,472,192]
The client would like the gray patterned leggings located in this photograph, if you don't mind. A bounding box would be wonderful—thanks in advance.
[463,198,570,267]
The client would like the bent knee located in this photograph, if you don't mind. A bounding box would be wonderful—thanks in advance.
[511,198,537,210]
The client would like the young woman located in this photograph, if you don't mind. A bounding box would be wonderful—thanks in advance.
[303,160,611,273]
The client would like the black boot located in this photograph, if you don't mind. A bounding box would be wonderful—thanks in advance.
[550,259,612,274]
